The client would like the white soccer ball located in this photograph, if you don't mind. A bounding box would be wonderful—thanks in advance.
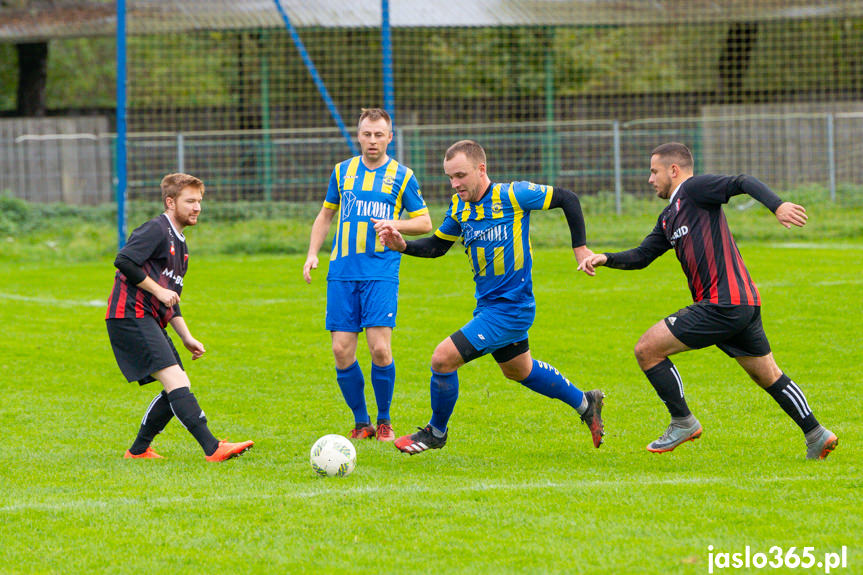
[310,434,356,477]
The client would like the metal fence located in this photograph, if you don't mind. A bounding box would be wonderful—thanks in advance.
[3,1,863,210]
[4,110,860,209]
[0,117,112,204]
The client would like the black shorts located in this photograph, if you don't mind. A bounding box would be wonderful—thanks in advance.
[664,302,771,358]
[106,317,183,385]
[451,330,529,364]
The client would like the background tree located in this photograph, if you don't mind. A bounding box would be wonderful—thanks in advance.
[2,0,49,116]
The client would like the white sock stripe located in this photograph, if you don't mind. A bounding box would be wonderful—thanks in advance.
[168,404,189,430]
[141,393,163,426]
[781,388,808,419]
[786,383,810,413]
[669,365,684,398]
[786,381,812,415]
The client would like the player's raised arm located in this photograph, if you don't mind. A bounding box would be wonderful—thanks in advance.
[546,188,596,268]
[373,218,454,258]
[581,218,671,274]
[547,188,586,245]
[729,175,808,228]
[687,174,804,228]
[576,253,607,276]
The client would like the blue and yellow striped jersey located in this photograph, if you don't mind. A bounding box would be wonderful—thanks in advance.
[435,181,554,303]
[324,156,428,281]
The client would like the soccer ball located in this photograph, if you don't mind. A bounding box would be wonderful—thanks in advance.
[310,434,356,477]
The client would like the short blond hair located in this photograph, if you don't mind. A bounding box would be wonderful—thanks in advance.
[445,140,486,166]
[357,108,392,131]
[161,173,204,208]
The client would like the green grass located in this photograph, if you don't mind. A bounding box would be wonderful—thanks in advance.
[0,208,860,573]
[3,187,863,262]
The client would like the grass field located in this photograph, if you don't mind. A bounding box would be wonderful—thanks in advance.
[0,205,860,574]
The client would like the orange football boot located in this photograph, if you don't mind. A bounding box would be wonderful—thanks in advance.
[205,440,254,462]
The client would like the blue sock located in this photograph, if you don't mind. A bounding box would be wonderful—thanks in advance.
[371,361,395,423]
[336,361,369,425]
[429,368,459,434]
[520,359,585,412]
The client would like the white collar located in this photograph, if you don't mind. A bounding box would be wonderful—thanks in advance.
[162,213,186,242]
[668,182,683,204]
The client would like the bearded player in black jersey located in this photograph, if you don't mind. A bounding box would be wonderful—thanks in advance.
[106,173,253,462]
[578,143,836,460]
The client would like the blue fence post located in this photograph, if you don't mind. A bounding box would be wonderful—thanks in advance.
[613,120,622,215]
[382,0,397,155]
[273,0,358,156]
[115,0,128,248]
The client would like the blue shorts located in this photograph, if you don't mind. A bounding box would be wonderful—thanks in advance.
[459,300,536,356]
[326,280,398,332]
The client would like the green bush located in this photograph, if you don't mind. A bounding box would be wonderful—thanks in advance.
[1,193,860,264]
[0,192,32,234]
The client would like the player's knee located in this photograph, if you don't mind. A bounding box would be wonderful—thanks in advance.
[634,340,657,368]
[430,355,452,373]
[369,344,392,366]
[331,342,354,365]
[501,364,529,381]
[431,347,459,373]
[747,364,782,388]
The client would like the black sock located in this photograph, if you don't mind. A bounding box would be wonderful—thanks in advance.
[765,373,818,433]
[644,358,691,418]
[129,391,173,455]
[167,387,220,455]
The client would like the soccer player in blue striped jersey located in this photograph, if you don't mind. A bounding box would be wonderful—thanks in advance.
[303,108,432,442]
[374,139,605,455]
[578,142,837,460]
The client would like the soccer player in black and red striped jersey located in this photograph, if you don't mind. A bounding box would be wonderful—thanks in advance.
[106,173,253,462]
[578,142,837,460]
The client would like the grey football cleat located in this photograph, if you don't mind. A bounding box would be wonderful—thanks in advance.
[806,427,838,460]
[579,389,605,448]
[647,419,702,453]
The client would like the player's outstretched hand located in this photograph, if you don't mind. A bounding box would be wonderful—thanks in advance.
[303,255,319,284]
[372,218,407,252]
[775,202,808,228]
[182,336,206,360]
[573,245,596,276]
[577,253,608,276]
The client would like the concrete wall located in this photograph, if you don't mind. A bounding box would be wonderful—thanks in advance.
[0,116,112,204]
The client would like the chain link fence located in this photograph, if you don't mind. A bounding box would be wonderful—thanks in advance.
[1,1,862,205]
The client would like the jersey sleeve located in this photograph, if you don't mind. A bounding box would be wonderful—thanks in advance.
[512,181,554,211]
[548,188,587,247]
[433,196,463,242]
[684,174,782,212]
[118,219,164,266]
[323,166,340,210]
[399,171,429,218]
[604,215,671,270]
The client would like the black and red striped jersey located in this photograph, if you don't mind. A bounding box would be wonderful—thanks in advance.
[605,174,783,306]
[106,214,188,327]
